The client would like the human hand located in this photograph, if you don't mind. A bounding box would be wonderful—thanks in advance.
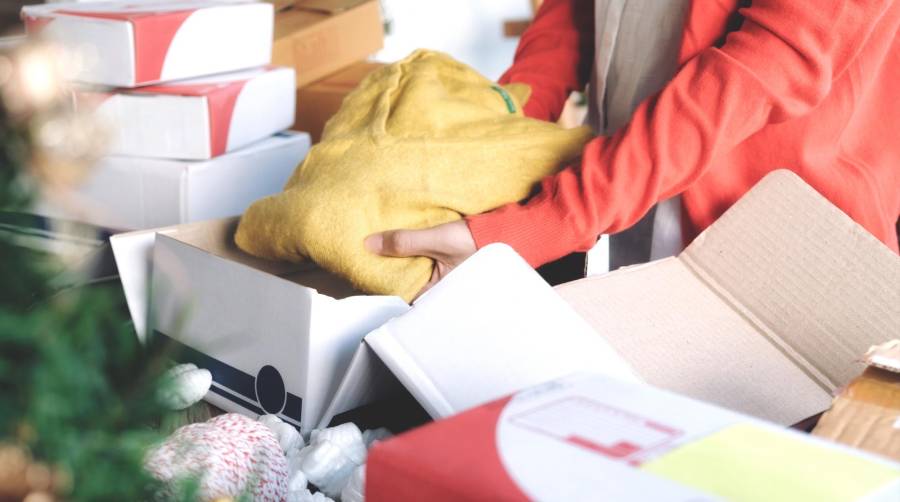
[364,220,477,300]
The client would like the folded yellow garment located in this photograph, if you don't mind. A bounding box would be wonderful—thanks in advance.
[235,50,592,302]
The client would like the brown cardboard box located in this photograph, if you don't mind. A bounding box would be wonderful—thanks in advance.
[272,0,384,88]
[813,341,900,460]
[292,61,386,142]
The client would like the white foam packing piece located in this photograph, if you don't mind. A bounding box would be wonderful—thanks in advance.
[295,423,368,499]
[299,440,360,498]
[288,488,335,502]
[259,414,306,453]
[340,464,366,502]
[158,363,212,410]
[288,424,393,500]
[309,423,367,468]
[288,467,309,493]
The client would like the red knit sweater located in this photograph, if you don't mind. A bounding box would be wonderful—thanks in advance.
[466,0,900,267]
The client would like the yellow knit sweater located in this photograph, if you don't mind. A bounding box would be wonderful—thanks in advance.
[236,50,592,301]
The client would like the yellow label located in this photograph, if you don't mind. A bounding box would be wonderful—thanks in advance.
[642,423,900,501]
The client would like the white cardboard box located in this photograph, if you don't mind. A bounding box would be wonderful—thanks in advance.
[111,217,410,433]
[37,131,310,230]
[366,373,900,501]
[322,171,900,428]
[78,66,296,160]
[22,1,273,87]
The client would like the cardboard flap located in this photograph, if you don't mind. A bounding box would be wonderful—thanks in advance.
[317,341,400,429]
[304,295,409,428]
[111,225,183,342]
[680,170,900,391]
[556,258,832,425]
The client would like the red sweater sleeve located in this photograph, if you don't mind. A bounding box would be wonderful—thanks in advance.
[498,0,594,121]
[468,0,896,267]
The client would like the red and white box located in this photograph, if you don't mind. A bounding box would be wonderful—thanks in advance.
[77,66,296,160]
[367,374,900,501]
[21,1,273,87]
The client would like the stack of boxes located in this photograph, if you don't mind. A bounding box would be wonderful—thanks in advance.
[270,0,386,142]
[22,0,312,230]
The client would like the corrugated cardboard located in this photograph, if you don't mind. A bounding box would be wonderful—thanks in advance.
[112,215,409,433]
[272,0,383,88]
[557,170,900,426]
[22,1,274,87]
[292,61,385,142]
[367,373,900,502]
[35,132,310,230]
[321,171,900,429]
[814,341,900,460]
[79,66,296,160]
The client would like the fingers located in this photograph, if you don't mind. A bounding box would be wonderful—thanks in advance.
[366,221,477,262]
[365,229,433,259]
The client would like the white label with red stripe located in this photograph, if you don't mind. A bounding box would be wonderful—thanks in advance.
[508,396,684,466]
[496,376,736,501]
[22,1,272,87]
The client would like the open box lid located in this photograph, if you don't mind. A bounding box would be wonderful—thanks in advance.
[557,170,900,425]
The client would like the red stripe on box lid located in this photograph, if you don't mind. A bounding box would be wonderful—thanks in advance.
[55,9,195,84]
[127,78,249,157]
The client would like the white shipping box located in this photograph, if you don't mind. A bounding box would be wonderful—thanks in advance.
[37,131,310,230]
[78,66,296,160]
[111,218,410,433]
[321,171,900,428]
[367,373,900,501]
[21,1,273,87]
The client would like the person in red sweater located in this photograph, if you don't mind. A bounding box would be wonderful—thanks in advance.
[366,0,900,296]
